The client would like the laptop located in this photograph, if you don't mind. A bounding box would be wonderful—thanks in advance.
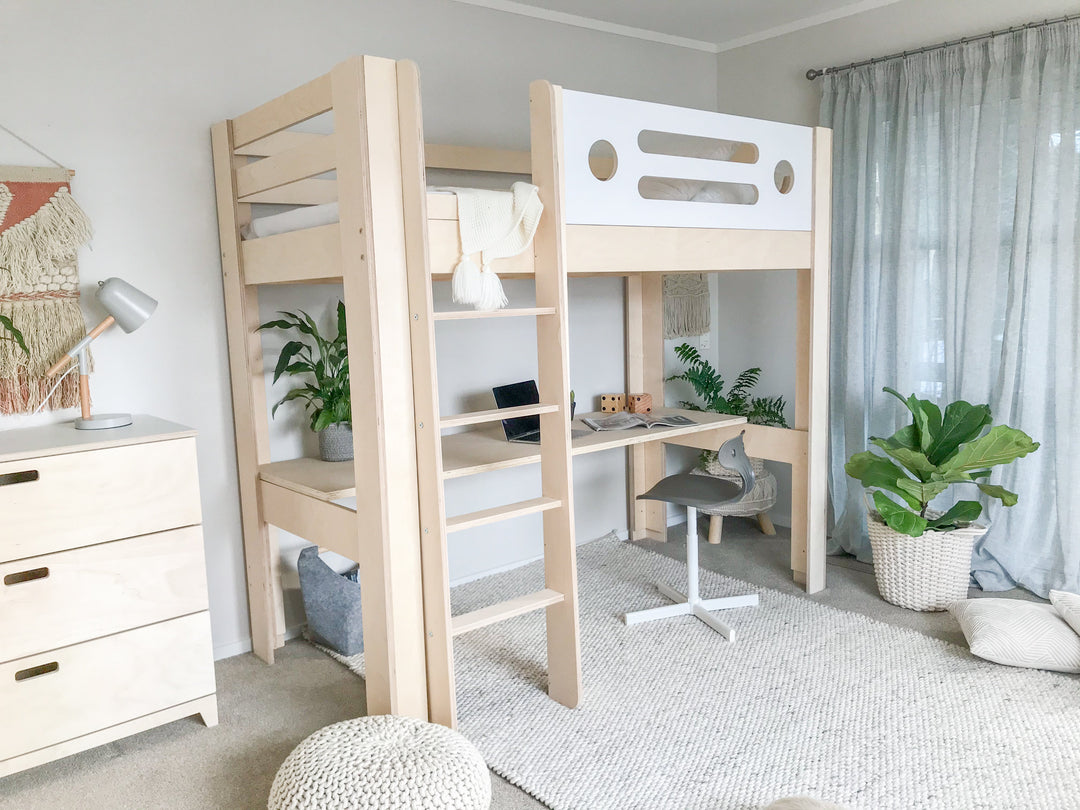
[492,380,541,444]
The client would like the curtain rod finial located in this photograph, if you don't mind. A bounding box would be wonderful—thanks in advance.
[806,68,823,80]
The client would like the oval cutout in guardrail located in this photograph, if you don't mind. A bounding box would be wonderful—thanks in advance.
[638,130,759,164]
[638,177,759,205]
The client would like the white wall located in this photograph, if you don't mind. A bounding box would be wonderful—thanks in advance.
[710,0,1079,525]
[0,0,718,658]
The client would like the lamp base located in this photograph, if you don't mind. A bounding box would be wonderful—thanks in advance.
[74,413,133,430]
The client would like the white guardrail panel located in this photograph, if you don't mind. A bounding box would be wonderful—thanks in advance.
[562,89,813,231]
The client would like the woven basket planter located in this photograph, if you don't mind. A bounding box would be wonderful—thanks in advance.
[867,509,986,612]
[691,455,777,517]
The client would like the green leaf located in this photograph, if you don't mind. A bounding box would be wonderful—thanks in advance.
[870,436,937,480]
[273,341,306,383]
[883,387,942,453]
[312,409,334,432]
[938,425,1040,475]
[925,500,983,530]
[977,482,1019,507]
[0,314,28,354]
[271,386,313,418]
[873,491,927,537]
[894,477,949,505]
[926,399,993,465]
[336,300,347,342]
[257,318,296,332]
[844,452,922,509]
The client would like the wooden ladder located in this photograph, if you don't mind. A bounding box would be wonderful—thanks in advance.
[398,67,582,727]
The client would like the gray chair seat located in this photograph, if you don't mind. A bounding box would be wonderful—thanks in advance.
[624,432,760,641]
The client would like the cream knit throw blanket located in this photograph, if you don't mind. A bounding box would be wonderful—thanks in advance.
[444,182,543,311]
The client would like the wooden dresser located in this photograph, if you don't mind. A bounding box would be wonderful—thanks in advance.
[0,416,217,778]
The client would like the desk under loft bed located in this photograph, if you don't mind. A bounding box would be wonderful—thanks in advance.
[211,55,830,730]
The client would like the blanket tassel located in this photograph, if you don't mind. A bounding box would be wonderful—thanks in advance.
[452,254,482,306]
[476,264,508,311]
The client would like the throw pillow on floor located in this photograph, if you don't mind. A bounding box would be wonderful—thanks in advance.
[948,599,1080,673]
[1049,590,1080,637]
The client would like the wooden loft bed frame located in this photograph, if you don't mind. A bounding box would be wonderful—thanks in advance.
[211,54,830,730]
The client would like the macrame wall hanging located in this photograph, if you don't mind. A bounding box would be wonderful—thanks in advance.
[0,127,92,414]
[663,273,710,339]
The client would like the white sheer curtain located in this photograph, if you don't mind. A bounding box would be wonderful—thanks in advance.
[821,21,1080,596]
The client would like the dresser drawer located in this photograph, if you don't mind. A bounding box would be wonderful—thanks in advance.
[0,437,201,561]
[0,526,209,662]
[0,612,215,762]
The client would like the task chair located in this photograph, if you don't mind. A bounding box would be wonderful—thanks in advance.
[623,432,760,641]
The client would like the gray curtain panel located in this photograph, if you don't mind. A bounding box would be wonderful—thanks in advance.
[820,21,1080,596]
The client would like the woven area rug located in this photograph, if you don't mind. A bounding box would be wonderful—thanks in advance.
[320,534,1080,810]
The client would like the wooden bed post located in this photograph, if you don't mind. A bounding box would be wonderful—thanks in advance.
[626,273,667,541]
[395,59,457,728]
[792,127,832,594]
[530,79,582,709]
[331,55,428,719]
[211,121,286,664]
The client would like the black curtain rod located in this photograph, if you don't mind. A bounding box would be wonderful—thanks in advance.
[805,13,1080,80]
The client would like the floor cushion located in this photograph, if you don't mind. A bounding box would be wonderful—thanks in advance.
[268,715,491,809]
[948,598,1080,673]
[1049,589,1080,637]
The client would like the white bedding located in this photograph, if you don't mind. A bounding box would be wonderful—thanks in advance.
[240,176,752,240]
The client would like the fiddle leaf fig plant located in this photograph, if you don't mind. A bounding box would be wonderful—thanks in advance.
[0,314,28,355]
[258,302,350,432]
[845,387,1039,538]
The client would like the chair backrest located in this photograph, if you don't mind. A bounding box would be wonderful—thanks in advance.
[715,433,755,497]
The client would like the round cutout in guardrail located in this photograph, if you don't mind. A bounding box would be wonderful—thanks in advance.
[589,140,618,181]
[774,160,795,194]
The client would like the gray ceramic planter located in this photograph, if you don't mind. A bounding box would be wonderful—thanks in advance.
[318,422,354,462]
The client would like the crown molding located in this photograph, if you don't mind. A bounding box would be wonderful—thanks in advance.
[449,0,907,54]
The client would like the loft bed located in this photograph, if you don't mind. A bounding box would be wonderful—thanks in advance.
[211,55,829,730]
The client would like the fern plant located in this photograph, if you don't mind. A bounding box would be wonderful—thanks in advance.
[668,343,788,427]
[258,302,350,432]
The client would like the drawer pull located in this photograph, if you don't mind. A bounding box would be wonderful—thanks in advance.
[4,567,49,586]
[15,662,59,682]
[0,470,39,487]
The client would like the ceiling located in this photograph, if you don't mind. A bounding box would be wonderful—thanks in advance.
[451,0,906,52]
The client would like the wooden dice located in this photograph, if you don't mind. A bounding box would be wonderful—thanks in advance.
[628,393,653,414]
[600,393,626,413]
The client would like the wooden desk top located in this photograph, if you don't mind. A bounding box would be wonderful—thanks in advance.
[259,408,746,501]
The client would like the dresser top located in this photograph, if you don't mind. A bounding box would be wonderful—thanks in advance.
[0,416,196,464]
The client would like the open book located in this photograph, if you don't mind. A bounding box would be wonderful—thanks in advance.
[582,412,697,432]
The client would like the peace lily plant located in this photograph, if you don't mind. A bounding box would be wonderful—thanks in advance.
[846,387,1039,538]
[259,302,352,461]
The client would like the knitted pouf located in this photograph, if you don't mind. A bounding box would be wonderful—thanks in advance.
[268,715,491,810]
[690,456,777,517]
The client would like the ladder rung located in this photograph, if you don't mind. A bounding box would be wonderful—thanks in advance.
[439,403,558,429]
[451,588,565,636]
[432,307,557,321]
[445,496,561,533]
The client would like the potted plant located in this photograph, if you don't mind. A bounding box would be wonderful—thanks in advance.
[259,302,352,462]
[845,387,1039,611]
[668,343,787,536]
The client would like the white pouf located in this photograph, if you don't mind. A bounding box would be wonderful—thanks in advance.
[268,715,491,810]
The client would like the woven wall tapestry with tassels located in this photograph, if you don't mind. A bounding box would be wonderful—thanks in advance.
[663,273,710,339]
[0,173,92,413]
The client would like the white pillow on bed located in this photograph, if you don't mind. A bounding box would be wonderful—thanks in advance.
[1050,590,1080,637]
[240,201,340,240]
[948,598,1080,673]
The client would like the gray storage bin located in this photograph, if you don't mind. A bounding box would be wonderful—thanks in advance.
[297,546,364,655]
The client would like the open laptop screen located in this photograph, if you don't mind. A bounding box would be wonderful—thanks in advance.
[492,380,540,443]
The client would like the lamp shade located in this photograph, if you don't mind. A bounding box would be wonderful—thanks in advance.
[96,278,157,333]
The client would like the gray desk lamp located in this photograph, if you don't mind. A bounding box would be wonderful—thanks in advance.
[45,277,157,430]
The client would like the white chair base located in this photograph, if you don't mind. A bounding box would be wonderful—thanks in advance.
[624,506,759,641]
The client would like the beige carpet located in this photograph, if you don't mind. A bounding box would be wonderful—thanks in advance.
[320,534,1080,810]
